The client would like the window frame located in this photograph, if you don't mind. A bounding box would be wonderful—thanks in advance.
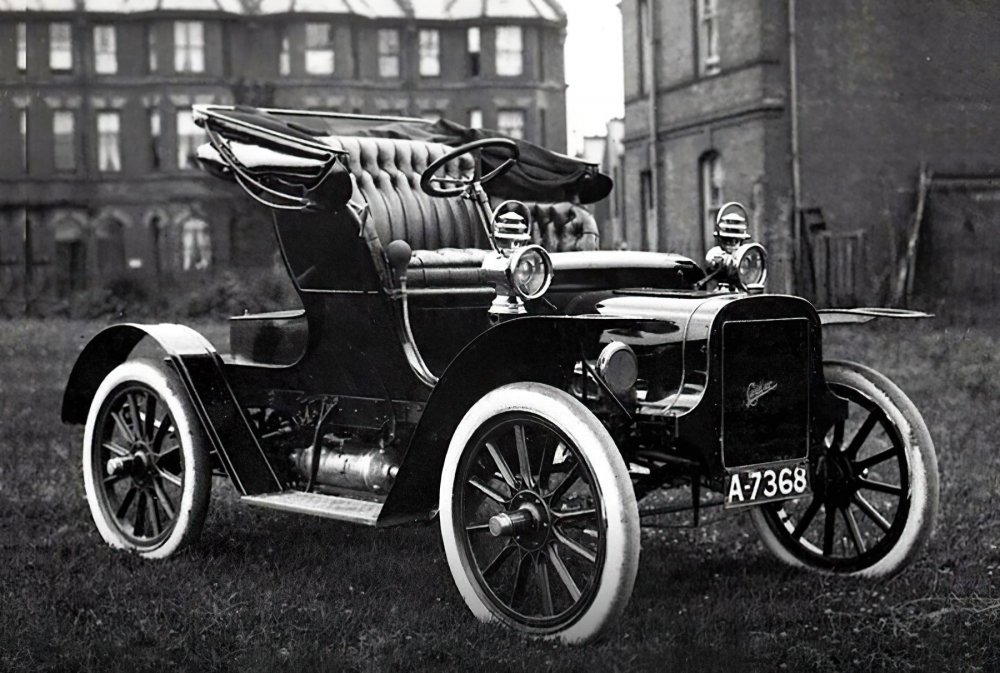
[377,28,400,78]
[96,110,121,172]
[49,22,73,72]
[175,108,202,170]
[700,152,724,253]
[468,108,483,130]
[93,24,117,75]
[418,29,440,78]
[18,106,28,173]
[496,109,526,140]
[173,20,205,74]
[147,23,158,73]
[467,26,481,77]
[698,0,721,76]
[279,33,291,76]
[304,22,335,75]
[52,109,76,173]
[16,22,26,72]
[181,217,213,271]
[148,107,161,170]
[495,25,523,77]
[637,0,650,95]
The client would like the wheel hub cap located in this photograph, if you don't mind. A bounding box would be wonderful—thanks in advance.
[489,491,551,552]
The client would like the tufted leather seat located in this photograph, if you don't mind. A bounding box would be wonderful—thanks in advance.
[321,135,600,287]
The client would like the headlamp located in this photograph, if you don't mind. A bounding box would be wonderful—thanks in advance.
[483,243,553,314]
[596,341,638,397]
[705,202,768,293]
[509,245,552,300]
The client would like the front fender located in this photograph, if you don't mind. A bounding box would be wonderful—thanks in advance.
[378,315,631,527]
[62,323,282,495]
[817,307,932,326]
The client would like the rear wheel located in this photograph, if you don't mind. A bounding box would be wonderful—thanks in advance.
[751,360,938,576]
[440,382,640,644]
[83,359,211,559]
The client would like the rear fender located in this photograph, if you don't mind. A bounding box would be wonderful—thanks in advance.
[378,315,631,527]
[62,323,282,495]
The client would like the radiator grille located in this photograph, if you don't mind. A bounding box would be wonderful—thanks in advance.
[720,318,810,468]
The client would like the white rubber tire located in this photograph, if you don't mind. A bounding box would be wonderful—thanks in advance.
[751,360,938,577]
[440,382,640,645]
[83,359,211,559]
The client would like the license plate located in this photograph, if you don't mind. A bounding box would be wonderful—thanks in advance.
[725,462,810,509]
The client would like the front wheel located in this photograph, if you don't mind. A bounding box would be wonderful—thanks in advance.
[440,382,640,644]
[751,360,938,577]
[82,359,211,559]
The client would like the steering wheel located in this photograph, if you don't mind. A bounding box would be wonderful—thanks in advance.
[420,138,520,198]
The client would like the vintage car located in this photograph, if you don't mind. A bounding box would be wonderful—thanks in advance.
[62,105,939,644]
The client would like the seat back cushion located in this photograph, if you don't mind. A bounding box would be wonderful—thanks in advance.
[322,136,600,253]
[322,136,488,250]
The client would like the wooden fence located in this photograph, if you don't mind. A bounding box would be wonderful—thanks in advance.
[805,229,868,308]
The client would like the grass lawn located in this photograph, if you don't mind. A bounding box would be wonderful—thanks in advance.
[1,314,998,672]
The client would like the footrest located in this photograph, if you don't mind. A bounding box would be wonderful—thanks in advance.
[242,491,382,526]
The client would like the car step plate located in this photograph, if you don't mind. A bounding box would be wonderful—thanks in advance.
[242,491,382,526]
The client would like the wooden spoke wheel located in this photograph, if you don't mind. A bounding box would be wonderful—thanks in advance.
[83,360,211,559]
[441,383,639,644]
[751,361,938,577]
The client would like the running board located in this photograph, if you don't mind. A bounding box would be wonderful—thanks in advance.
[242,491,382,526]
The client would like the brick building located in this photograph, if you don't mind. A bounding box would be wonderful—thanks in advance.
[621,0,1000,303]
[1,0,567,309]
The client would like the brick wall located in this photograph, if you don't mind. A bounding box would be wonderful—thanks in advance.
[795,0,1000,292]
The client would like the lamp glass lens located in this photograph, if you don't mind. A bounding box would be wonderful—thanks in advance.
[512,250,547,298]
[738,247,765,286]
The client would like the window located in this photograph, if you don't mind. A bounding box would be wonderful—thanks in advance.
[497,109,525,140]
[16,23,26,72]
[174,21,204,73]
[638,0,650,94]
[147,24,158,72]
[377,29,399,78]
[182,217,212,270]
[97,112,121,172]
[149,108,161,170]
[53,110,75,172]
[700,153,724,252]
[640,169,653,250]
[419,29,439,77]
[698,0,720,76]
[50,23,73,71]
[176,109,202,169]
[305,23,334,75]
[18,107,27,173]
[279,34,291,76]
[54,218,86,292]
[95,218,125,274]
[93,25,117,74]
[467,27,480,76]
[495,26,523,77]
[468,108,483,130]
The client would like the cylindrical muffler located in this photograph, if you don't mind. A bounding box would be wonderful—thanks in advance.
[291,442,399,494]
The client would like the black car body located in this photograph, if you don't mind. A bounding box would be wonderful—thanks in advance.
[62,105,939,643]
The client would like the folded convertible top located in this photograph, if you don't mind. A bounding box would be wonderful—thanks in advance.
[206,107,613,205]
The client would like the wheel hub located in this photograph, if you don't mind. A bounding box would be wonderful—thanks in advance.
[817,450,857,508]
[107,444,154,483]
[489,491,551,552]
